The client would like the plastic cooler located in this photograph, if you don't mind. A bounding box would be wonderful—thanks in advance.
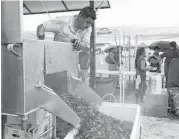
[64,102,141,139]
[146,72,162,94]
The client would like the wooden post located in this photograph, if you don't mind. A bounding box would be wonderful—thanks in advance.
[89,0,96,90]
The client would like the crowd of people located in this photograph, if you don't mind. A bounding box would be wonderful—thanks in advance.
[135,41,179,117]
[103,41,179,116]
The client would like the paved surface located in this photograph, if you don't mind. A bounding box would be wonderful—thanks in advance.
[141,116,179,139]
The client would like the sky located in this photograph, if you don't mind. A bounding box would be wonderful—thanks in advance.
[23,0,179,31]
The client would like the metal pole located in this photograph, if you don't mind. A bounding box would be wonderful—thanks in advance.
[96,0,105,12]
[135,34,139,46]
[89,0,96,90]
[135,34,138,54]
[119,33,121,45]
[128,35,131,81]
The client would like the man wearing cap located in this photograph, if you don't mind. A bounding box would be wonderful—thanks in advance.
[36,6,96,81]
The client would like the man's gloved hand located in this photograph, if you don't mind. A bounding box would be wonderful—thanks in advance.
[71,39,82,51]
[37,24,45,40]
[37,35,45,40]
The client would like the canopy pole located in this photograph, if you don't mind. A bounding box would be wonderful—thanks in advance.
[128,35,131,81]
[89,0,96,90]
[135,34,139,53]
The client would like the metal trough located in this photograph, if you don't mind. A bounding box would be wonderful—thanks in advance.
[64,102,141,139]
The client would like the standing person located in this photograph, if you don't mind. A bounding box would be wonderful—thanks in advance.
[105,46,121,71]
[168,58,179,88]
[105,46,122,88]
[36,6,96,81]
[148,46,161,73]
[160,41,179,88]
[135,47,153,103]
[167,58,179,117]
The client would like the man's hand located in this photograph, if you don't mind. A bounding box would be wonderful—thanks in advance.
[37,24,45,40]
[38,35,45,40]
[147,66,156,71]
[72,39,82,51]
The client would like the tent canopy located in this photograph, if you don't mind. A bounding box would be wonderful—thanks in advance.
[23,0,110,15]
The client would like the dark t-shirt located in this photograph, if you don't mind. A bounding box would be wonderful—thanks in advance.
[105,50,120,65]
[148,53,160,72]
[160,49,178,68]
[168,58,179,88]
[136,56,146,76]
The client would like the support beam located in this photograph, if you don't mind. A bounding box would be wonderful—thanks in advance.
[61,0,69,11]
[23,3,32,14]
[96,0,105,12]
[135,34,139,63]
[89,0,96,90]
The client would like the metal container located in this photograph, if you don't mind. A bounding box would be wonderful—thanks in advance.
[1,1,23,43]
[64,103,141,139]
[44,71,103,106]
[2,40,44,115]
[2,39,79,115]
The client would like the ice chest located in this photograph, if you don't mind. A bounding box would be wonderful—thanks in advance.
[64,102,141,139]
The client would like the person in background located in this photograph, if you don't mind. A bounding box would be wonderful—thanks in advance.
[160,41,179,88]
[167,58,179,117]
[105,46,122,88]
[105,46,122,71]
[36,6,96,82]
[148,46,161,73]
[168,58,179,88]
[135,47,153,103]
[107,50,119,71]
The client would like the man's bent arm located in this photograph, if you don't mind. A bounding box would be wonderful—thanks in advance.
[37,18,61,39]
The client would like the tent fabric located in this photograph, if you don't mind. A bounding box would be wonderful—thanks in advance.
[149,41,171,51]
[23,0,110,15]
[148,41,179,52]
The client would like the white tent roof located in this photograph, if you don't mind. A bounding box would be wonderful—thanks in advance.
[23,0,110,15]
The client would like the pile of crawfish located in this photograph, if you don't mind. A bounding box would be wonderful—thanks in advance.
[56,93,133,139]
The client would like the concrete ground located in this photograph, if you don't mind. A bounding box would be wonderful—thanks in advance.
[141,116,179,139]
